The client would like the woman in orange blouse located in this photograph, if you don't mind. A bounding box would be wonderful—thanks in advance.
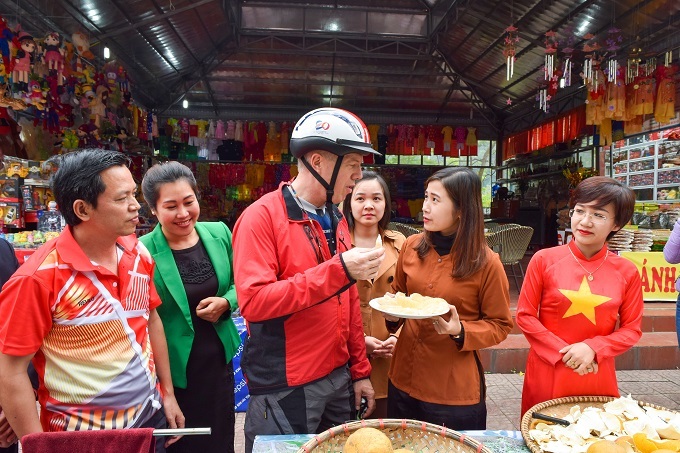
[385,167,513,429]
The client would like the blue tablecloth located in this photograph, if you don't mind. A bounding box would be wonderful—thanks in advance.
[252,430,529,452]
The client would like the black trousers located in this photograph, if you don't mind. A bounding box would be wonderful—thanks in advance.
[386,381,487,430]
[141,408,169,453]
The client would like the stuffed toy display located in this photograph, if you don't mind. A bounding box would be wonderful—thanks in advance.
[13,32,36,91]
[43,32,65,84]
[71,31,94,60]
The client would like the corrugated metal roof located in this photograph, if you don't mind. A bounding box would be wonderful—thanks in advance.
[2,0,679,133]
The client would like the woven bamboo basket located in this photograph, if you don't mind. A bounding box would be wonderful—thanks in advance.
[520,395,675,453]
[297,419,492,452]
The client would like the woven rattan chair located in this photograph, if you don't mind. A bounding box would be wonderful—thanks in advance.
[485,225,534,292]
[488,223,521,234]
[387,222,422,237]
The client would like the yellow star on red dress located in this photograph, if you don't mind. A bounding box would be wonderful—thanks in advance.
[559,276,612,324]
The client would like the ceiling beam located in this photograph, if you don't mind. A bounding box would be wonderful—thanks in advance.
[164,103,489,119]
[433,50,500,130]
[428,0,466,38]
[213,62,462,78]
[238,46,435,61]
[146,0,220,116]
[478,0,599,86]
[465,10,545,48]
[460,0,550,74]
[501,0,678,114]
[52,0,175,106]
[242,2,426,15]
[160,43,238,113]
[453,0,505,50]
[97,0,218,40]
[189,90,470,102]
[239,28,429,43]
[107,0,181,76]
[206,75,457,91]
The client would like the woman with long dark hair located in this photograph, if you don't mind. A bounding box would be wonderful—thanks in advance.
[385,167,513,429]
[342,171,405,419]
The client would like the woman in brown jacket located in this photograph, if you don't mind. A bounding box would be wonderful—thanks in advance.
[343,171,405,419]
[385,167,513,429]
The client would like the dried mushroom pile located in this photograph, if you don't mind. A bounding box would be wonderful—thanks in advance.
[529,396,680,452]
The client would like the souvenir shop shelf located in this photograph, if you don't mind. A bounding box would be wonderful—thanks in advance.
[605,132,680,202]
[496,146,597,188]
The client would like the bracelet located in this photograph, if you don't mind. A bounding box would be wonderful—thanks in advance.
[389,334,398,339]
[449,324,464,341]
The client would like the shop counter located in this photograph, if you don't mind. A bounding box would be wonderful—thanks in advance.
[252,430,529,452]
[620,252,680,301]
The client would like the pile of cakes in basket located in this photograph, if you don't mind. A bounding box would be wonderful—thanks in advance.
[525,395,680,453]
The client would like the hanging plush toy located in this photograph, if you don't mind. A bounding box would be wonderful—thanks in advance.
[117,66,129,93]
[0,16,14,73]
[0,59,6,85]
[62,41,79,78]
[43,32,65,84]
[12,32,36,92]
[62,129,79,150]
[90,85,109,127]
[25,81,46,110]
[102,62,117,90]
[71,31,94,59]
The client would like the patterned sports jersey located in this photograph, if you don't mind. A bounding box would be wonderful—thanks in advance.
[0,227,163,431]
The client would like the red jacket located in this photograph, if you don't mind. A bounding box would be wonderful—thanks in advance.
[232,182,370,394]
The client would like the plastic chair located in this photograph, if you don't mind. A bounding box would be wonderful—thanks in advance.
[485,225,534,292]
[387,222,422,238]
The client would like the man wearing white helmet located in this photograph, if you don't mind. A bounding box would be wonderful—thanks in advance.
[233,108,385,452]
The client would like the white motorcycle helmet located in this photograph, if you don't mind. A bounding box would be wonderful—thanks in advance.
[290,108,380,158]
[289,108,380,257]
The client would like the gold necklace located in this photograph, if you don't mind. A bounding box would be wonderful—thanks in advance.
[567,245,609,281]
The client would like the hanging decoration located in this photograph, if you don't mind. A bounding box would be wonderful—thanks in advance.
[538,87,549,112]
[645,55,657,76]
[504,25,520,81]
[626,42,642,84]
[604,27,623,83]
[582,33,601,91]
[664,15,674,67]
[544,31,558,80]
[561,25,577,87]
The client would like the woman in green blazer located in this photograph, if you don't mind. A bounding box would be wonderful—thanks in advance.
[140,161,240,453]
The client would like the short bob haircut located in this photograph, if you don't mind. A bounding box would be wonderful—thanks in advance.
[414,167,488,279]
[141,161,199,210]
[50,149,130,227]
[569,176,635,239]
[342,171,392,233]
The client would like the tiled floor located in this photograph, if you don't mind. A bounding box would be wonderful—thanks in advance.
[232,369,680,453]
